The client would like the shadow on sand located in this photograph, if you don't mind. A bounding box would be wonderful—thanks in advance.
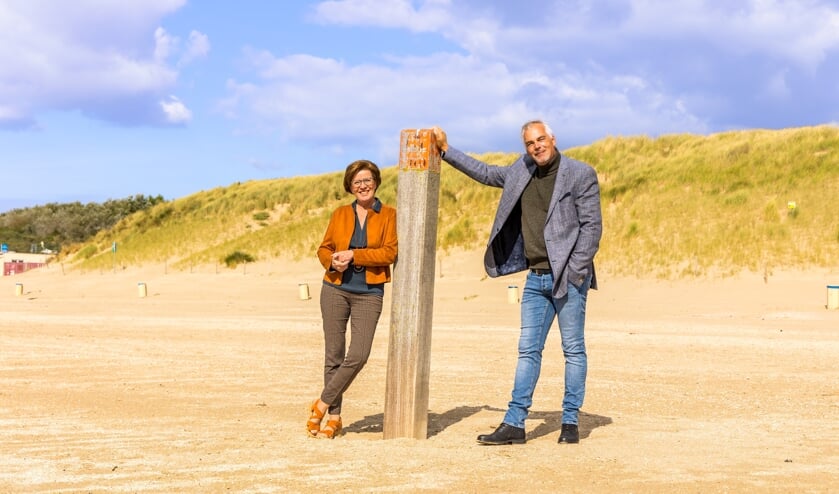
[344,404,612,440]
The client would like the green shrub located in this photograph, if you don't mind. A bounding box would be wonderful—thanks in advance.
[223,251,255,268]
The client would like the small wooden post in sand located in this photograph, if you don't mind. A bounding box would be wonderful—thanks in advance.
[383,129,441,439]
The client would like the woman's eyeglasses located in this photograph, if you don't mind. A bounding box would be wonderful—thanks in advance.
[352,178,374,187]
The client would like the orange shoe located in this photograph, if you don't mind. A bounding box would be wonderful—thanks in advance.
[306,399,325,437]
[317,417,342,439]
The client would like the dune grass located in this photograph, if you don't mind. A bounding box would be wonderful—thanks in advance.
[573,125,839,277]
[64,125,839,278]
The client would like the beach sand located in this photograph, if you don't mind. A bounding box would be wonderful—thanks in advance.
[2,252,838,493]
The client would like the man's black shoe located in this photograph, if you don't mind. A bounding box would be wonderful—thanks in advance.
[558,423,579,444]
[476,423,526,445]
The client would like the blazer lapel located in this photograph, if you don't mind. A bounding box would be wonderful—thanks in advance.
[547,155,571,222]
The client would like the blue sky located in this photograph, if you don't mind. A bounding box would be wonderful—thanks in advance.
[1,0,837,212]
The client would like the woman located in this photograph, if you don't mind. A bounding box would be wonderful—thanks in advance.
[306,159,397,439]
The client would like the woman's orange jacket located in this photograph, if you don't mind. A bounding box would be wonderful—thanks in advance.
[317,202,397,286]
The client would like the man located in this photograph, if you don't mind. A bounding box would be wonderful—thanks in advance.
[432,121,602,445]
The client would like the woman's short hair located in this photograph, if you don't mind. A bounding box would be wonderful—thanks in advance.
[343,159,381,193]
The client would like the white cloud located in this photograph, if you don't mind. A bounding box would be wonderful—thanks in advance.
[224,47,707,158]
[160,95,192,124]
[155,26,210,67]
[311,0,451,32]
[0,0,201,128]
[216,0,832,155]
[180,30,211,66]
[617,0,839,70]
[154,26,177,63]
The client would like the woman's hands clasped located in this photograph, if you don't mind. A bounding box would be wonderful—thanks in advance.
[331,250,354,272]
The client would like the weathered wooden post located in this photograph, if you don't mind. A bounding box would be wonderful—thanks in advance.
[383,128,441,439]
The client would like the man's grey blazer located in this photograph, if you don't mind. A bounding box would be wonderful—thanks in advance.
[443,146,603,299]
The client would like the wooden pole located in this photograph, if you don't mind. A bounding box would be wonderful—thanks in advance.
[383,128,441,439]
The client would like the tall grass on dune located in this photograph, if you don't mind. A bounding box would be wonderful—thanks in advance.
[66,125,839,278]
[574,125,839,277]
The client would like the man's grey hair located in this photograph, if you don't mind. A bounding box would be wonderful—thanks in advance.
[521,120,554,140]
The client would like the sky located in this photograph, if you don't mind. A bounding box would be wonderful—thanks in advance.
[1,0,837,212]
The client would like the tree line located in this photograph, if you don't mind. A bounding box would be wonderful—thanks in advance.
[0,194,165,253]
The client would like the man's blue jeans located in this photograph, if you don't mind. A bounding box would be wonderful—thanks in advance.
[503,271,591,428]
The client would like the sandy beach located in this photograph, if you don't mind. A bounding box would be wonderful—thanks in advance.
[2,252,838,493]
